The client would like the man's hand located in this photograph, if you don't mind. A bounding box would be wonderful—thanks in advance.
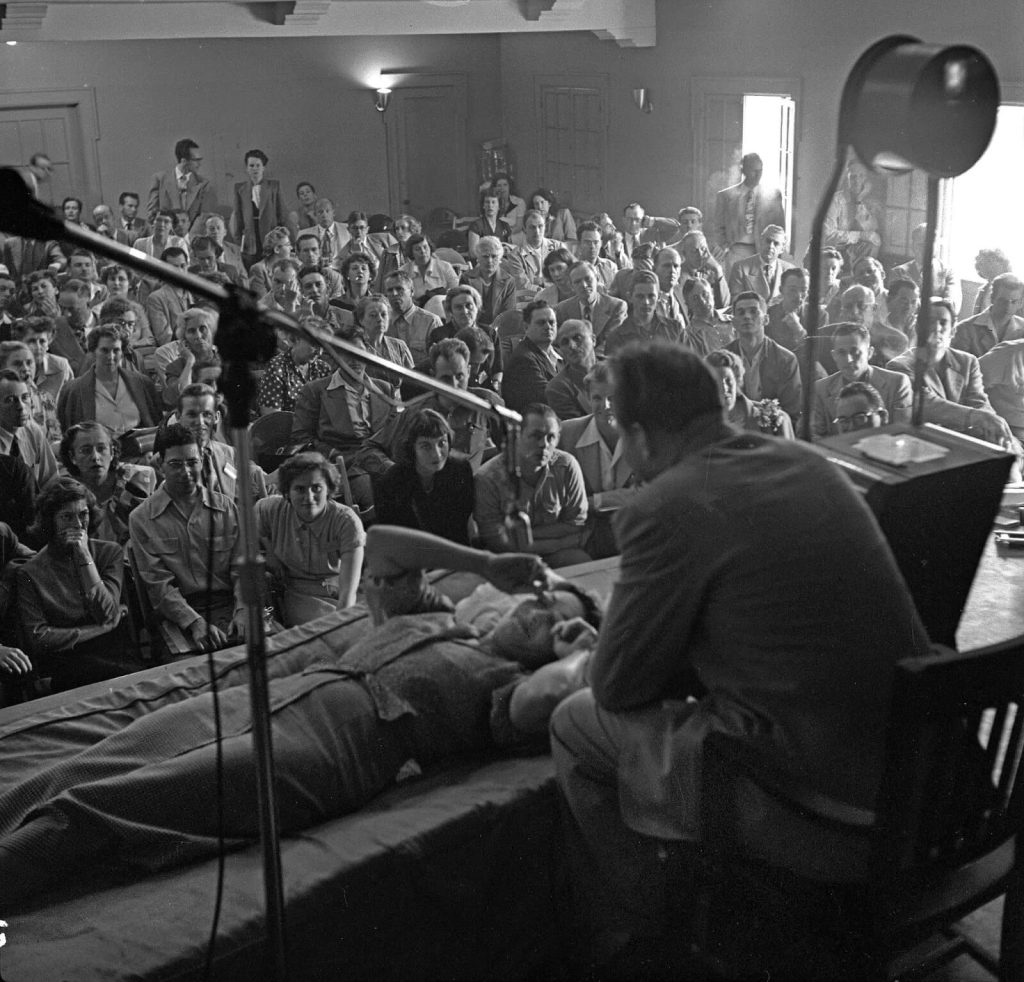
[969,412,1013,448]
[0,645,32,674]
[483,553,550,594]
[188,618,228,650]
[229,610,248,641]
[551,618,598,659]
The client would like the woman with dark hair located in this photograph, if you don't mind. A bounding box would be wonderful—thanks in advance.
[56,325,161,435]
[373,408,475,544]
[15,477,127,692]
[403,234,459,304]
[491,173,526,234]
[334,253,379,311]
[59,421,157,547]
[705,348,794,438]
[535,247,577,306]
[254,451,365,625]
[529,187,577,243]
[467,187,513,258]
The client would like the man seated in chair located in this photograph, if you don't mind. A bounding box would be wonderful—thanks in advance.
[549,342,931,976]
[0,525,603,903]
[129,423,246,653]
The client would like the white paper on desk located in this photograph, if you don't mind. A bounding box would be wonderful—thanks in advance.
[854,433,950,467]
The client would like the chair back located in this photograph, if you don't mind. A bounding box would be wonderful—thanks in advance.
[249,411,295,472]
[368,213,393,234]
[873,635,1024,882]
[493,308,526,363]
[435,244,469,268]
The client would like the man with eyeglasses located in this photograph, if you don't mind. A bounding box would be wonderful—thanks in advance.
[146,138,218,237]
[130,422,246,652]
[832,381,889,433]
[555,262,626,354]
[810,323,911,440]
[334,211,385,268]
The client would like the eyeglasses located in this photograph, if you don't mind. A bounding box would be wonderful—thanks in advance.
[834,412,880,431]
[349,224,369,232]
[164,457,202,470]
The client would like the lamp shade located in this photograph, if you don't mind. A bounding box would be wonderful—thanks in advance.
[841,36,999,177]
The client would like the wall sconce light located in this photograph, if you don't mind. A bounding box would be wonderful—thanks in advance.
[374,88,393,113]
[632,88,653,114]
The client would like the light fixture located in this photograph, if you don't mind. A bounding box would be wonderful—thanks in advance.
[374,88,392,113]
[5,41,17,46]
[632,87,652,114]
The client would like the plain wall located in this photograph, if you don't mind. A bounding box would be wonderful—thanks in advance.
[0,34,503,218]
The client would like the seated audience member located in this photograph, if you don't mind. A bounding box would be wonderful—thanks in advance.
[426,285,504,388]
[681,278,734,357]
[602,225,630,273]
[474,402,589,567]
[332,253,378,314]
[189,234,245,289]
[555,261,627,352]
[288,180,319,240]
[535,248,577,307]
[129,424,244,652]
[846,255,889,323]
[133,211,189,267]
[258,257,302,316]
[502,301,561,416]
[724,292,802,419]
[877,278,920,363]
[0,341,59,442]
[460,237,517,328]
[60,421,157,547]
[374,408,475,545]
[705,348,795,438]
[766,268,818,352]
[677,231,730,311]
[557,361,637,558]
[815,246,845,312]
[377,213,421,290]
[608,242,658,303]
[548,343,931,976]
[203,214,246,284]
[0,267,21,339]
[383,269,441,364]
[0,525,604,904]
[530,187,577,243]
[335,211,386,268]
[255,451,365,626]
[257,317,332,415]
[0,454,36,539]
[887,298,1014,447]
[604,270,686,357]
[57,326,162,436]
[573,221,617,290]
[99,271,152,340]
[174,382,268,500]
[726,224,793,303]
[297,264,346,334]
[467,189,513,258]
[979,339,1024,442]
[492,172,527,232]
[403,235,459,305]
[247,227,294,298]
[652,247,687,326]
[154,305,216,390]
[972,248,1013,315]
[953,272,1024,358]
[456,326,499,391]
[16,478,127,693]
[833,380,890,433]
[57,278,98,347]
[546,319,598,421]
[1,233,65,286]
[890,222,961,315]
[62,249,107,306]
[294,234,345,298]
[292,325,398,512]
[352,294,415,389]
[505,209,564,292]
[811,323,912,440]
[300,197,350,267]
[144,247,192,348]
[0,369,58,488]
[391,338,503,473]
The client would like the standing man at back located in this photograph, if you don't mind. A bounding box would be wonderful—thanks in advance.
[715,152,786,274]
[147,139,218,238]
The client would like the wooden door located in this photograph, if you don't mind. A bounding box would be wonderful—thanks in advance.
[0,105,83,204]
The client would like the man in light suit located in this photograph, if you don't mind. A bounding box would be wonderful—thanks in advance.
[229,149,286,270]
[887,298,1012,447]
[555,261,627,350]
[203,214,246,284]
[115,192,148,245]
[714,153,787,273]
[727,225,793,304]
[298,198,350,268]
[811,323,912,440]
[147,138,218,237]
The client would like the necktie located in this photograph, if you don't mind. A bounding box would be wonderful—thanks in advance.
[177,173,189,211]
[321,230,332,259]
[582,303,592,324]
[764,264,774,287]
[8,432,20,460]
[744,188,756,236]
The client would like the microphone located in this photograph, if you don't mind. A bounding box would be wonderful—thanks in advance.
[0,167,66,241]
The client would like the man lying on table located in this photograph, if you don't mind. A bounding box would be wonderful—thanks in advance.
[0,525,601,903]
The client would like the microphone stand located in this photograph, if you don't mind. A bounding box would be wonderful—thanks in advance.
[0,168,528,981]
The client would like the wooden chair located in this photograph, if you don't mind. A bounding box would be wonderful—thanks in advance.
[696,636,1024,981]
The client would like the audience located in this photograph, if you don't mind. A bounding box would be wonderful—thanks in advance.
[256,315,332,415]
[705,348,795,438]
[255,451,365,625]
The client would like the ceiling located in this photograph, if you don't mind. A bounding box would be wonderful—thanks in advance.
[0,0,655,45]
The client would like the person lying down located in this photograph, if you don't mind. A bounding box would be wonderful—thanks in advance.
[0,525,601,904]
